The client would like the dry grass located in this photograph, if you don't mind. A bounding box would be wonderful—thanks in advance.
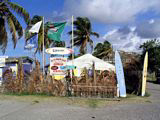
[71,69,117,98]
[1,60,117,98]
[2,60,66,96]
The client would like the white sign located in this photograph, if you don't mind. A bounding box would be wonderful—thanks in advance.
[50,57,67,75]
[0,58,5,67]
[46,47,73,54]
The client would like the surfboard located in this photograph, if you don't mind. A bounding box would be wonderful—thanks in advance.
[141,52,148,96]
[115,51,127,97]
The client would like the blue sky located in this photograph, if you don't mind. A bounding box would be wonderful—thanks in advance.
[1,0,160,65]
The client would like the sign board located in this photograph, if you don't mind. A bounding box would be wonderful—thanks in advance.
[50,57,67,75]
[0,58,5,67]
[51,54,68,58]
[60,65,76,70]
[46,47,73,54]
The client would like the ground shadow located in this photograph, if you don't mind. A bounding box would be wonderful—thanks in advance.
[147,80,160,84]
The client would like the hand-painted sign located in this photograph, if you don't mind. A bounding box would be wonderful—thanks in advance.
[46,47,73,55]
[51,54,68,58]
[50,57,67,75]
[60,65,76,70]
[51,66,58,70]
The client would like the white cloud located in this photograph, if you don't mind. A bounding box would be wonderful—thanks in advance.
[63,0,160,23]
[103,19,160,52]
[149,19,155,24]
[103,29,144,52]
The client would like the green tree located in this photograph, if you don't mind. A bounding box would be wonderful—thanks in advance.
[25,15,65,53]
[0,0,30,53]
[140,39,160,72]
[93,40,113,60]
[68,17,99,55]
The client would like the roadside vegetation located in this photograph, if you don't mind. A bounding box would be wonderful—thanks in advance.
[0,0,158,99]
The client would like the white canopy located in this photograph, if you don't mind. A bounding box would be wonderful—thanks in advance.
[67,54,115,71]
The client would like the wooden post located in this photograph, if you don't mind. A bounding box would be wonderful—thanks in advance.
[93,62,96,96]
[93,62,96,85]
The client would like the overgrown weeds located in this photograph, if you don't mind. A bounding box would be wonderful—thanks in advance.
[2,60,66,96]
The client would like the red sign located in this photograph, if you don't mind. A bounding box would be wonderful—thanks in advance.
[50,57,67,75]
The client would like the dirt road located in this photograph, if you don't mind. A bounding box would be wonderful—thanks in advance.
[0,82,160,120]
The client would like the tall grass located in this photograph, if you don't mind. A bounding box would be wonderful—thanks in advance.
[2,60,66,96]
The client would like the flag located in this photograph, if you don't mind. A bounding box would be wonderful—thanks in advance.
[24,34,38,49]
[29,21,42,33]
[46,22,66,42]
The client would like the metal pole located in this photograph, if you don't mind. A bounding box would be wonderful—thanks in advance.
[72,15,74,61]
[42,16,45,75]
[71,15,74,80]
[69,15,74,95]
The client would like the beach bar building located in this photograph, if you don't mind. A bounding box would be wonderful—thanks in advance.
[0,56,33,84]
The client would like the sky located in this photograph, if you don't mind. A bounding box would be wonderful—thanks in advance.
[1,0,160,65]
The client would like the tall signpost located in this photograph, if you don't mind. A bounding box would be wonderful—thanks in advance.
[71,15,74,84]
[46,47,73,79]
[42,17,45,75]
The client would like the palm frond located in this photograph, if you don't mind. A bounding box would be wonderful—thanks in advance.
[7,10,23,38]
[91,32,99,38]
[7,1,30,24]
[68,17,99,54]
[83,17,91,32]
[80,39,88,54]
[68,30,82,36]
[70,37,82,46]
[7,16,17,48]
[0,17,7,53]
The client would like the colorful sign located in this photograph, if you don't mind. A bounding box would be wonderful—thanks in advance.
[50,57,67,75]
[46,47,73,54]
[60,65,76,70]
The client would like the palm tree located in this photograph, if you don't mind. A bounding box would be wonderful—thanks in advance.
[0,0,30,53]
[25,15,65,53]
[93,40,113,60]
[68,17,99,55]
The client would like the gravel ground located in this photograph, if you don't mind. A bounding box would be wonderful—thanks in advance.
[0,82,160,120]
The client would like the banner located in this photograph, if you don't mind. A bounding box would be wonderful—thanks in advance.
[50,57,67,75]
[29,21,42,33]
[24,34,38,49]
[46,22,66,42]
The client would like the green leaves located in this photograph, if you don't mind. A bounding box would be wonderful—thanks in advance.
[93,40,113,60]
[140,39,160,72]
[7,1,30,25]
[0,18,7,53]
[7,16,17,47]
[0,0,30,53]
[68,17,99,55]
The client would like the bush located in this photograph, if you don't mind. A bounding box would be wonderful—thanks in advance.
[124,58,143,95]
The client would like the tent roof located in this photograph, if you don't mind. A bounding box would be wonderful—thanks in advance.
[67,54,115,71]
